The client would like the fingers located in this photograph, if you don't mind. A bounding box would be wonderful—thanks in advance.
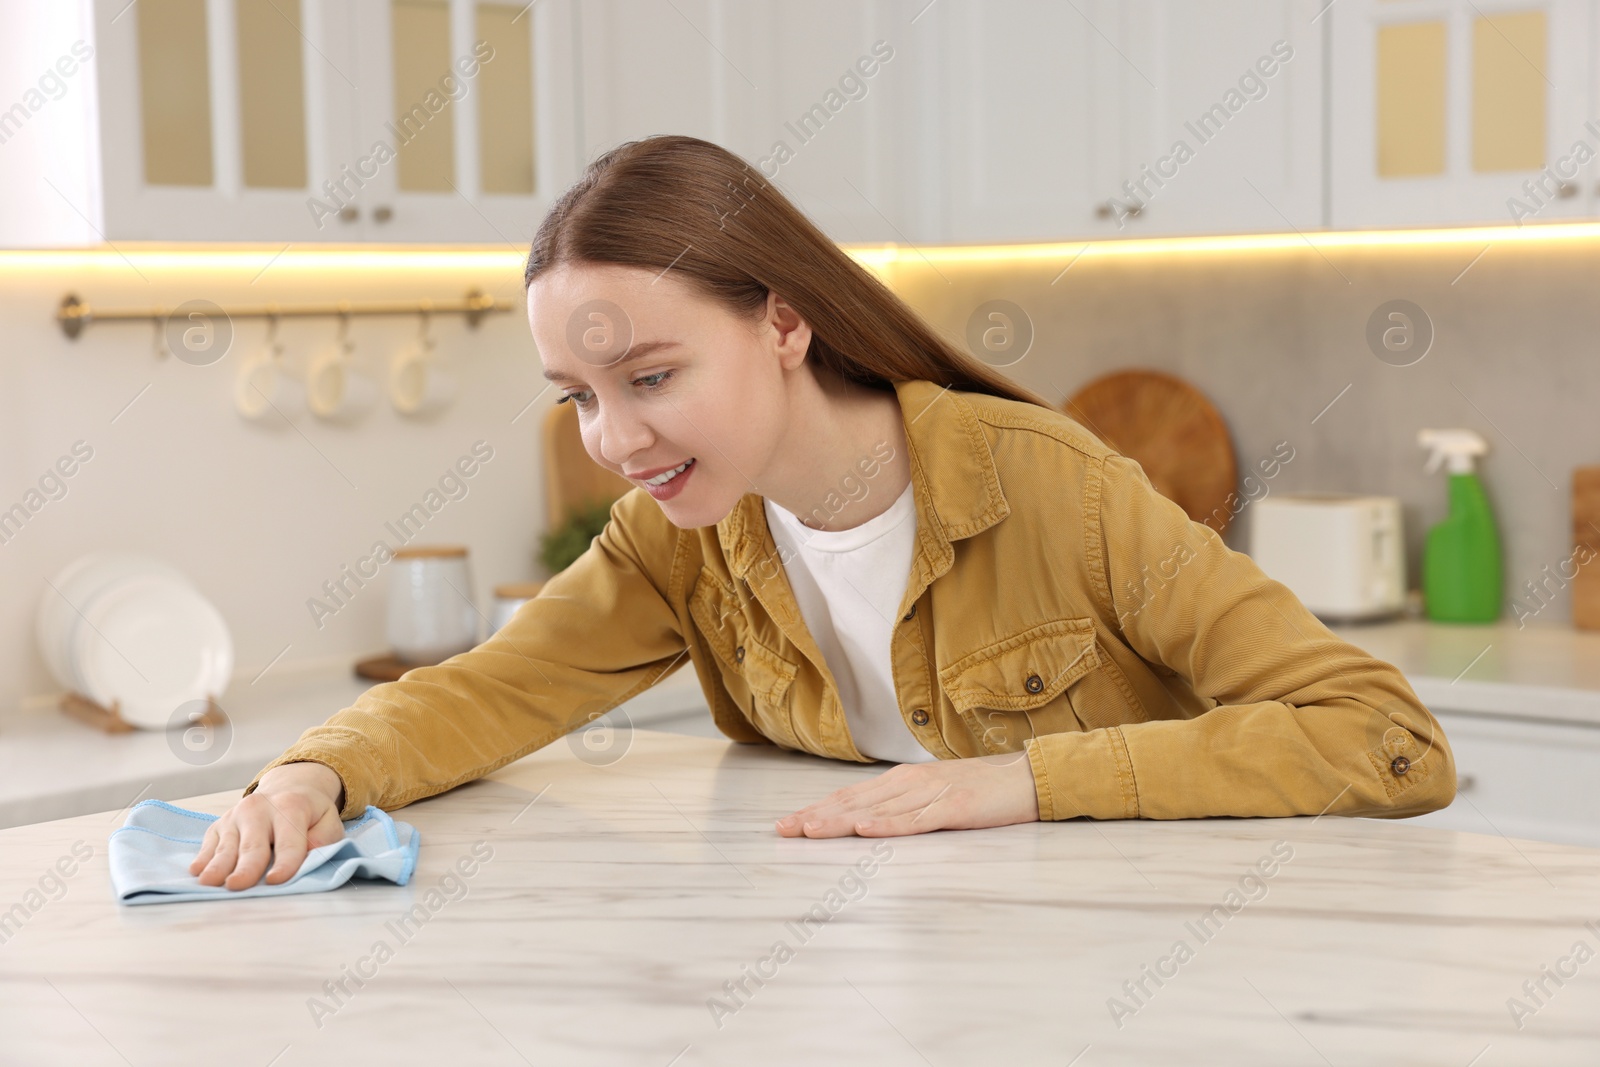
[308,803,347,850]
[228,815,274,891]
[775,778,898,837]
[190,788,347,891]
[264,804,305,886]
[267,801,345,884]
[777,770,943,839]
[775,756,1041,839]
[194,819,240,887]
[188,822,219,876]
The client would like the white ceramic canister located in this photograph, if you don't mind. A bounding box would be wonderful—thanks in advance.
[387,545,479,664]
[489,581,545,634]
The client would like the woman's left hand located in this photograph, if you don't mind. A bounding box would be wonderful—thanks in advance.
[774,752,1041,838]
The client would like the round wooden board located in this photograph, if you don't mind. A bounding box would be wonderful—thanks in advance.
[1062,370,1239,535]
[354,653,438,682]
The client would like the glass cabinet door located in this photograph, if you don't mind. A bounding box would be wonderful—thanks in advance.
[88,0,574,241]
[343,0,565,242]
[96,0,349,240]
[1331,0,1594,228]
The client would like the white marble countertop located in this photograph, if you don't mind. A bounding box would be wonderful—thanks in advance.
[5,614,1598,831]
[1327,617,1600,727]
[0,658,713,829]
[4,730,1598,1064]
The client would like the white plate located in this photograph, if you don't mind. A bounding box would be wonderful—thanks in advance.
[69,572,233,729]
[36,552,188,692]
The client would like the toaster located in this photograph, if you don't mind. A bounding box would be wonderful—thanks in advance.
[1247,493,1406,622]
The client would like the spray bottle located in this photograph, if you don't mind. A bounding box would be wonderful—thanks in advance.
[1418,429,1502,622]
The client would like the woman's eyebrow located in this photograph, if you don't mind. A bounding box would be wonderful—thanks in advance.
[543,340,681,382]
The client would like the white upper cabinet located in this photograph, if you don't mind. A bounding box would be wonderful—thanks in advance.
[339,0,580,244]
[575,0,920,245]
[1329,0,1596,229]
[87,0,343,242]
[917,0,1102,244]
[721,1,920,246]
[8,0,1600,247]
[0,0,577,247]
[1110,0,1326,236]
[916,0,1325,244]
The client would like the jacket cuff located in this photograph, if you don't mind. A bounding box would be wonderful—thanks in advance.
[243,740,372,822]
[1025,729,1141,820]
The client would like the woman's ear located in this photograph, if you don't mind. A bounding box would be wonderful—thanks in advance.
[766,291,813,372]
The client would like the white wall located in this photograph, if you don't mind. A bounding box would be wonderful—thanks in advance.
[0,248,551,715]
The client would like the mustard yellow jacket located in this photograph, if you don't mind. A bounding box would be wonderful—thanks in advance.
[246,378,1454,824]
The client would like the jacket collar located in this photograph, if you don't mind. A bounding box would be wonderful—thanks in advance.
[719,378,1012,584]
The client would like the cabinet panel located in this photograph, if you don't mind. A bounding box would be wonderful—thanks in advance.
[46,0,575,245]
[476,2,537,196]
[1330,0,1596,229]
[390,0,460,194]
[237,0,311,189]
[577,0,724,159]
[136,0,216,187]
[339,0,578,244]
[718,1,918,244]
[1111,0,1325,235]
[927,0,1100,243]
[1406,711,1600,848]
[927,0,1324,243]
[90,0,360,242]
[576,1,919,244]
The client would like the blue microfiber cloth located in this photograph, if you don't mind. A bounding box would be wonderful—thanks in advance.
[109,799,420,906]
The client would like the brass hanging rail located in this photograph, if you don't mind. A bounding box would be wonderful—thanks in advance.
[56,288,513,340]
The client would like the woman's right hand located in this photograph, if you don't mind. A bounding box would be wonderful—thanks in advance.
[189,761,348,890]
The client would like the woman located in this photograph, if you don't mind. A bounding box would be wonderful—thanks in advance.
[193,135,1453,891]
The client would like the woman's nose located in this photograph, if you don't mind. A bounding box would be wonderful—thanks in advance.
[594,406,654,469]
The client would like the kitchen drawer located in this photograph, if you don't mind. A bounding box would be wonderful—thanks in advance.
[1403,710,1600,848]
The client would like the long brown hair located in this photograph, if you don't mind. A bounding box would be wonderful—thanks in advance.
[524,135,1053,410]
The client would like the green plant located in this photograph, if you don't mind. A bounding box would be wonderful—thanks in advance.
[538,497,617,575]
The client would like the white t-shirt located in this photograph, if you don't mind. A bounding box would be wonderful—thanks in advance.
[763,481,937,764]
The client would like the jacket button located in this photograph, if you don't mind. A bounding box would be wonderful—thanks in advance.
[734,645,745,663]
[911,709,929,726]
[902,604,917,621]
[1024,673,1044,694]
[1390,755,1411,776]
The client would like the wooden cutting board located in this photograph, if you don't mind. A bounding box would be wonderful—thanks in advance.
[543,397,633,526]
[1573,466,1600,630]
[1062,369,1239,535]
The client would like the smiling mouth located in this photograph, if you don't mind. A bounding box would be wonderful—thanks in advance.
[640,458,695,486]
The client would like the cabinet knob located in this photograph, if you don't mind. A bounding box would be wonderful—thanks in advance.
[1095,200,1142,220]
[338,205,359,223]
[1558,181,1579,199]
[374,205,394,223]
[1457,772,1477,792]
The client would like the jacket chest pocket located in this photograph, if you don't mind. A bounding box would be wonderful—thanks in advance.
[689,572,801,749]
[938,616,1137,752]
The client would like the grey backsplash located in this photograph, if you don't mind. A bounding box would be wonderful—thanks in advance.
[890,235,1600,627]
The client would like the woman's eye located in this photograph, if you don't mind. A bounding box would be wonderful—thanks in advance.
[557,371,674,409]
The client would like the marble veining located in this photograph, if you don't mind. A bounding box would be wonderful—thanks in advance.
[2,730,1599,1065]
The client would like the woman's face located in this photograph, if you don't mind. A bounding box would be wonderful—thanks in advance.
[528,262,810,529]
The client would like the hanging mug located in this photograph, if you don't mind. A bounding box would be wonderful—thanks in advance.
[234,317,305,424]
[307,323,378,423]
[389,317,457,418]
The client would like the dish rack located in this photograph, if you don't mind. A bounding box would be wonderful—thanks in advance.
[60,690,225,734]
